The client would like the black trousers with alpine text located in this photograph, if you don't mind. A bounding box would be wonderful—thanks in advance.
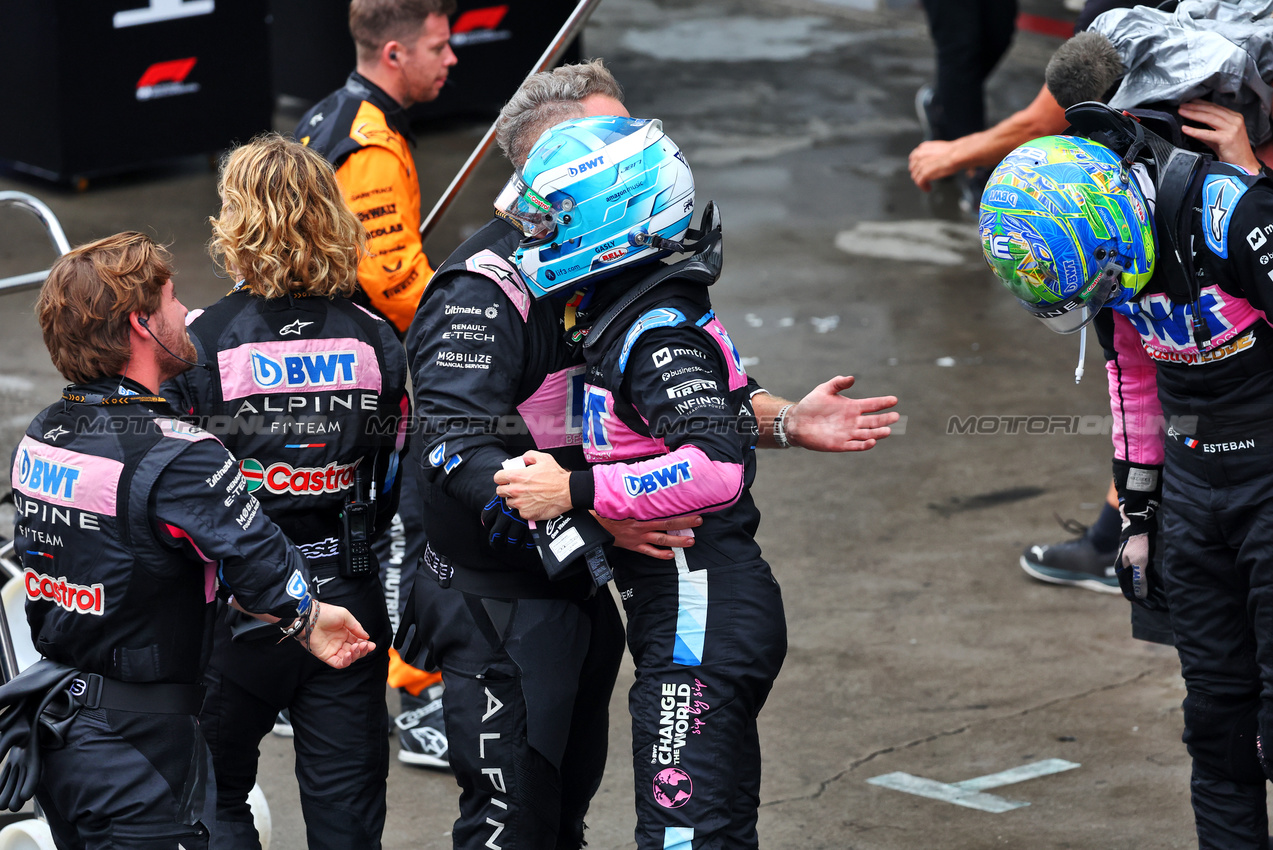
[403,572,624,850]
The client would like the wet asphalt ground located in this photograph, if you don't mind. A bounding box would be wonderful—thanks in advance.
[0,0,1210,847]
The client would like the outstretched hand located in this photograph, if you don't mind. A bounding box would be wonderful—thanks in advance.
[909,140,960,191]
[296,601,376,669]
[786,375,899,452]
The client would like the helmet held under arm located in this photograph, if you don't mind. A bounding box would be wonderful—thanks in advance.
[979,135,1156,333]
[508,116,695,299]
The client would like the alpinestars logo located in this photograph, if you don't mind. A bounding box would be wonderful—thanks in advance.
[450,5,512,47]
[279,320,313,336]
[135,57,200,101]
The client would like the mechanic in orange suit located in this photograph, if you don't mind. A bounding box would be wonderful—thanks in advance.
[298,0,457,335]
[296,0,458,768]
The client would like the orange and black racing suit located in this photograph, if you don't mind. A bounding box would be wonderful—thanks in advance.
[296,72,433,335]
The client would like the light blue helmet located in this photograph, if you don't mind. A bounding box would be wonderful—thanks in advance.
[507,116,695,299]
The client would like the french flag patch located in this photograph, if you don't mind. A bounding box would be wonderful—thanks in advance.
[1184,437,1200,449]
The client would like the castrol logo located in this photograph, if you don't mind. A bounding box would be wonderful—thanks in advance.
[25,569,104,616]
[239,457,361,496]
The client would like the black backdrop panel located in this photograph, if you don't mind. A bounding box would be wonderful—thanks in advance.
[0,0,272,181]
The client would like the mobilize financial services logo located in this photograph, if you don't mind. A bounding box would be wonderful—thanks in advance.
[251,350,358,390]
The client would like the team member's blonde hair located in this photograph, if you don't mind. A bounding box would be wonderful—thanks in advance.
[37,231,170,385]
[210,134,364,299]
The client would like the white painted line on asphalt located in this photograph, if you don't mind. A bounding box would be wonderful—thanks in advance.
[834,220,980,266]
[868,773,1028,813]
[867,758,1081,813]
[954,758,1081,791]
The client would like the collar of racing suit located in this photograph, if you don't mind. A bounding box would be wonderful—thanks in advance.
[61,376,173,410]
[343,71,416,146]
[578,225,724,354]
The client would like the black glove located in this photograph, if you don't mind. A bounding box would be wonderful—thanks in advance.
[481,496,536,553]
[0,668,76,812]
[1112,459,1167,611]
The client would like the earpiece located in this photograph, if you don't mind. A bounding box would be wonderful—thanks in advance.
[137,314,207,370]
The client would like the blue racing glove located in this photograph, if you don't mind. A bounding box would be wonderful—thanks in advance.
[481,496,537,554]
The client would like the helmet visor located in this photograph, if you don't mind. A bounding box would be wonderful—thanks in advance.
[1021,258,1123,334]
[493,173,557,242]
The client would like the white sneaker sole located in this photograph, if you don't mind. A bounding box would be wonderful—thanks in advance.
[397,749,450,769]
[1019,556,1123,595]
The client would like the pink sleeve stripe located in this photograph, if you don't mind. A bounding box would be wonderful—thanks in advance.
[396,395,409,452]
[1108,312,1165,465]
[217,338,383,401]
[152,418,219,444]
[163,524,218,602]
[466,250,531,321]
[591,444,743,521]
[12,436,124,517]
[700,317,749,392]
[350,301,385,322]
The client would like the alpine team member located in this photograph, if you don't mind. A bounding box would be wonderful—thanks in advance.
[397,108,627,850]
[979,114,1273,848]
[15,231,374,849]
[295,0,457,761]
[398,59,899,849]
[165,136,408,850]
[493,117,897,849]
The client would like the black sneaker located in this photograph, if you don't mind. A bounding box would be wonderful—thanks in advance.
[1020,536,1120,594]
[395,690,449,769]
[915,84,935,141]
[959,167,990,217]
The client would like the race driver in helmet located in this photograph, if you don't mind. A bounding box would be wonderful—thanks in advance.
[980,121,1273,849]
[492,115,898,849]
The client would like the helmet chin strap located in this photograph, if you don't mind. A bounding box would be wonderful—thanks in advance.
[1075,324,1087,384]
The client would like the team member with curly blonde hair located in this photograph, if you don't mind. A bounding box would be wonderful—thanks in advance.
[167,133,410,850]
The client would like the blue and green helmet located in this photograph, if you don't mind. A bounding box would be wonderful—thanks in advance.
[978,135,1156,333]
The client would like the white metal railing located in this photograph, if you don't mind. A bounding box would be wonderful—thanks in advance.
[0,191,70,296]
